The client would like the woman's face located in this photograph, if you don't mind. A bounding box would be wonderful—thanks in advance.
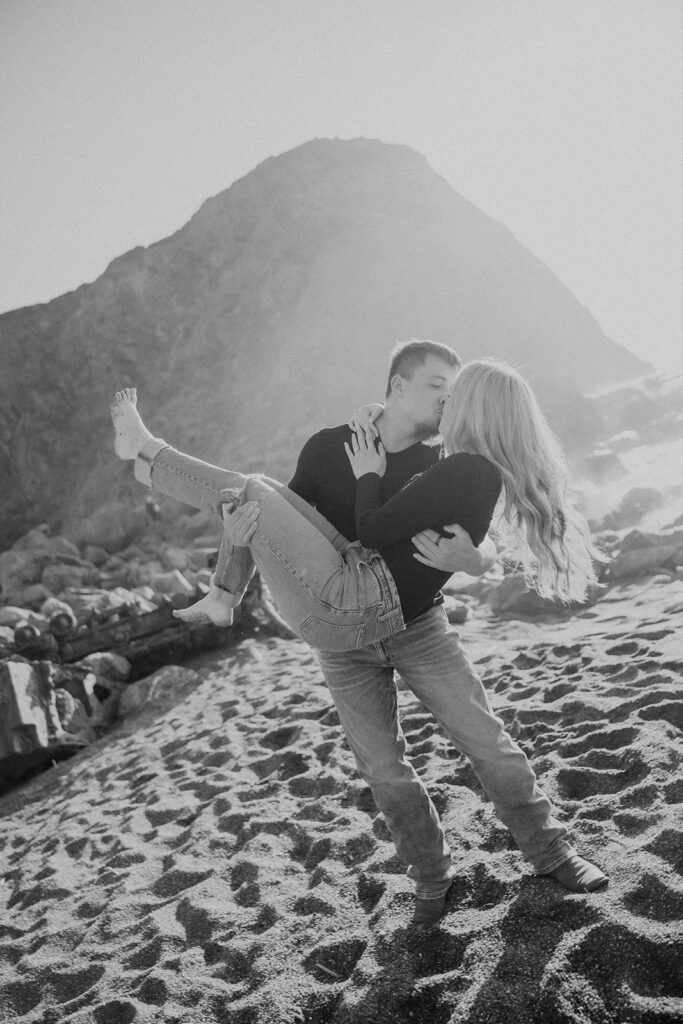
[438,390,459,438]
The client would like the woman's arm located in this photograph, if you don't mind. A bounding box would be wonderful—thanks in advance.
[354,453,498,550]
[347,402,384,436]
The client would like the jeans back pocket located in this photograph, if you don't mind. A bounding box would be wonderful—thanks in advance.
[299,615,367,652]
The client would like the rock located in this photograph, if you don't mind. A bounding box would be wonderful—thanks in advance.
[10,583,54,609]
[40,597,76,619]
[76,651,131,682]
[41,562,94,594]
[118,664,201,717]
[55,666,123,734]
[82,544,109,566]
[0,661,63,758]
[488,575,599,619]
[11,526,81,560]
[601,488,664,531]
[173,510,219,541]
[443,595,469,624]
[604,429,639,452]
[0,549,44,595]
[187,548,219,571]
[61,586,157,624]
[0,606,34,627]
[608,544,682,580]
[76,502,147,554]
[163,547,191,571]
[582,449,628,486]
[54,688,95,741]
[149,569,195,598]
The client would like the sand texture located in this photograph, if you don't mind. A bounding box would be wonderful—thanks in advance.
[1,577,682,1024]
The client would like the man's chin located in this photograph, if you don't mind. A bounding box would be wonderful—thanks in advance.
[415,421,441,441]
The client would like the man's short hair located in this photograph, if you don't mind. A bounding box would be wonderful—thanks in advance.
[385,340,462,397]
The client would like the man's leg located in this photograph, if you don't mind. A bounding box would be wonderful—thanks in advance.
[386,607,607,891]
[315,644,456,901]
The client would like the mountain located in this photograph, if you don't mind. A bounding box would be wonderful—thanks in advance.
[0,138,650,548]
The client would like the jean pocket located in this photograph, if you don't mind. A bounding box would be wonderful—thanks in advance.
[299,615,367,652]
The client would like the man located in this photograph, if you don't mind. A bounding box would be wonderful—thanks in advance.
[285,340,607,928]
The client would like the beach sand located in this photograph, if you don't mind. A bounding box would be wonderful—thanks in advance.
[1,577,682,1024]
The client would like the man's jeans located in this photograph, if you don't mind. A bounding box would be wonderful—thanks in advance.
[316,604,575,899]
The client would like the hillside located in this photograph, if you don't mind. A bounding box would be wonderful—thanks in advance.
[0,138,649,547]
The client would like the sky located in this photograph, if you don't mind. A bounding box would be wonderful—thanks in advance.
[2,0,682,373]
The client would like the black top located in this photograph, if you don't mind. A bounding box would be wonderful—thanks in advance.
[355,453,502,622]
[289,425,443,544]
[288,425,501,623]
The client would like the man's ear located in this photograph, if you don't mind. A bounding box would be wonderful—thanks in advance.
[389,374,405,397]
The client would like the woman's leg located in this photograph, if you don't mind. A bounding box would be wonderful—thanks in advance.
[111,389,380,645]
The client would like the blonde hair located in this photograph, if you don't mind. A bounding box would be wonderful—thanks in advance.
[441,359,602,603]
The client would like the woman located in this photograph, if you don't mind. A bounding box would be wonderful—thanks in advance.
[111,360,600,649]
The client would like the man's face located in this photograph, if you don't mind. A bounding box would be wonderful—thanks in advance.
[392,356,460,438]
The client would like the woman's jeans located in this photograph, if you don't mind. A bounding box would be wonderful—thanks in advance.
[134,440,404,650]
[316,604,576,898]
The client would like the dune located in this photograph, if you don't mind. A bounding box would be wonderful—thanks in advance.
[0,575,682,1024]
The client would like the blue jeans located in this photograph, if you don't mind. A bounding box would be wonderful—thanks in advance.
[134,440,404,650]
[317,604,575,898]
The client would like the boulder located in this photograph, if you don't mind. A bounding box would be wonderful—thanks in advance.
[76,502,147,554]
[489,575,599,619]
[41,562,95,594]
[601,488,664,531]
[443,595,470,625]
[173,510,220,541]
[76,651,131,682]
[163,546,191,571]
[0,606,34,627]
[149,569,195,598]
[0,661,63,759]
[82,544,109,566]
[582,449,628,486]
[11,526,81,560]
[0,549,44,596]
[118,664,201,717]
[40,597,76,619]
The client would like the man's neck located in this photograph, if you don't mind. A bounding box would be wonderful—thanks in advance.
[376,406,433,453]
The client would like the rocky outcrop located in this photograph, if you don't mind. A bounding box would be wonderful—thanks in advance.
[0,138,649,549]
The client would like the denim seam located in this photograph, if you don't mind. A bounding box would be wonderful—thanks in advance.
[153,457,242,509]
[414,884,453,900]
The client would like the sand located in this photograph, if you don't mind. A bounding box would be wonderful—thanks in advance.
[1,576,682,1024]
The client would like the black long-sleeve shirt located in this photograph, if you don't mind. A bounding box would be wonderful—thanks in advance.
[354,453,502,622]
[288,426,501,623]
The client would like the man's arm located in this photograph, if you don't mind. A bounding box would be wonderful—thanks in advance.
[412,525,497,577]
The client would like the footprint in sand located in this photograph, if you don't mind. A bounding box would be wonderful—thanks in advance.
[304,936,367,983]
[623,872,683,922]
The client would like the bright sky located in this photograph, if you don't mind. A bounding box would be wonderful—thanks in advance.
[2,0,682,373]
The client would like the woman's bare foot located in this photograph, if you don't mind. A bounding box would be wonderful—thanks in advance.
[111,388,154,460]
[173,576,238,627]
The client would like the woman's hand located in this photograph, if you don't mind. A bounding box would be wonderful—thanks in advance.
[348,402,384,437]
[344,425,386,479]
[221,501,260,546]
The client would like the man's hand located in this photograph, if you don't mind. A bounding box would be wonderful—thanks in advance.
[412,525,497,577]
[348,403,384,437]
[344,425,387,478]
[221,501,261,546]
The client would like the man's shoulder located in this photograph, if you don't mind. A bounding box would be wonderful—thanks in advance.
[303,424,353,449]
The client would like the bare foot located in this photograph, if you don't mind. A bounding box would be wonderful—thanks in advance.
[111,388,154,460]
[173,576,238,627]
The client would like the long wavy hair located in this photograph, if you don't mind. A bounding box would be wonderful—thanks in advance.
[440,359,603,603]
